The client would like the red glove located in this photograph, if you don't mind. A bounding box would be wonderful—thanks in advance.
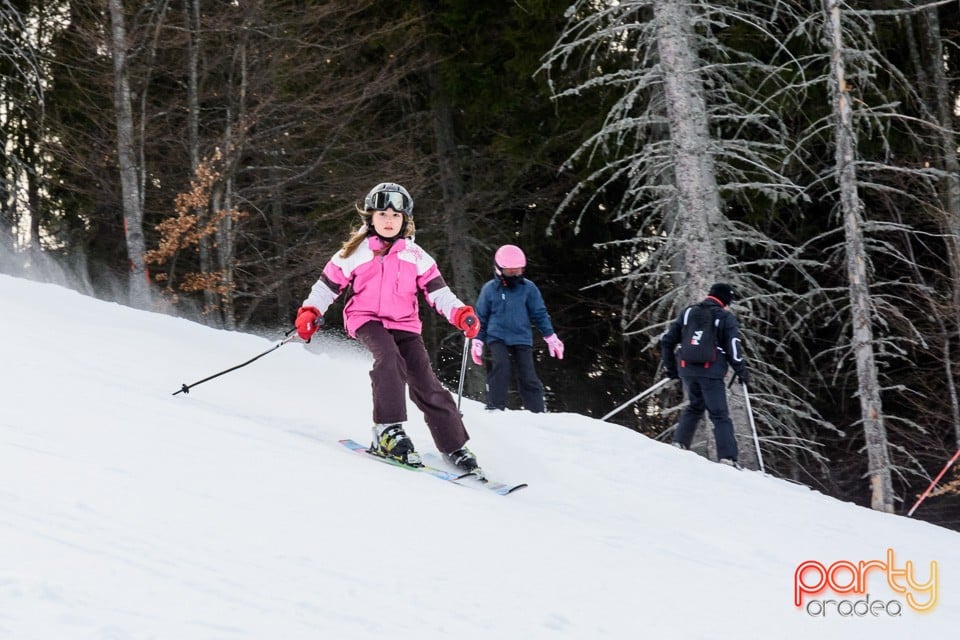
[295,306,322,341]
[452,306,480,339]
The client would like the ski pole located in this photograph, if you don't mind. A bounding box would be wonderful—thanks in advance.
[173,328,298,396]
[742,382,765,473]
[456,316,476,411]
[907,446,960,517]
[601,377,675,421]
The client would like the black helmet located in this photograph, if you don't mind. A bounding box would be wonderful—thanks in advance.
[708,283,735,307]
[364,182,413,216]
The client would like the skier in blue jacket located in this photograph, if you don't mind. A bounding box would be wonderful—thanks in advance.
[472,245,564,412]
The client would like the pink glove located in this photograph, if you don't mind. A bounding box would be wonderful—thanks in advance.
[471,339,484,366]
[545,334,564,360]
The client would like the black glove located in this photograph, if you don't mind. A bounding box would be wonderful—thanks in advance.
[736,369,750,389]
[663,363,679,380]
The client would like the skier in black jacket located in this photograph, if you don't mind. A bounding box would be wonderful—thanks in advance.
[660,283,750,467]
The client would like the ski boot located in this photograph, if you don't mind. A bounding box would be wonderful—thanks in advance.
[371,423,422,467]
[444,446,484,479]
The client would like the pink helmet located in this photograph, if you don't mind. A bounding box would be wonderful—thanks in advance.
[494,244,526,270]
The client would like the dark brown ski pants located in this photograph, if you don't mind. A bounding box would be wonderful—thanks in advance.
[356,321,469,454]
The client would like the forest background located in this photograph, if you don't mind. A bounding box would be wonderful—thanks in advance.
[3,0,960,530]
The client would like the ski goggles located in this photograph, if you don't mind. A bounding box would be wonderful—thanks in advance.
[365,190,412,214]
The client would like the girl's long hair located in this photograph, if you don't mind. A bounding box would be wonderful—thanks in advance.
[339,206,416,258]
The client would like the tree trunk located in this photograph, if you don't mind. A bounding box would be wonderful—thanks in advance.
[270,168,291,325]
[824,0,893,512]
[654,1,722,293]
[428,76,473,297]
[218,179,237,330]
[0,106,10,252]
[919,7,960,448]
[18,125,41,249]
[424,40,484,397]
[213,19,252,331]
[185,0,217,316]
[107,0,150,309]
[654,0,755,466]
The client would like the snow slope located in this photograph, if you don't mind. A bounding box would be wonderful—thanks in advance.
[1,273,957,639]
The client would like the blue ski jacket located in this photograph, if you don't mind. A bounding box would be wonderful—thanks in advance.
[475,277,555,346]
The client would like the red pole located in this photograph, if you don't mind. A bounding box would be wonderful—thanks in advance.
[907,447,960,517]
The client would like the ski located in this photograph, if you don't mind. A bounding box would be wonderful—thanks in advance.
[458,473,528,496]
[423,453,528,496]
[340,439,528,496]
[340,439,471,482]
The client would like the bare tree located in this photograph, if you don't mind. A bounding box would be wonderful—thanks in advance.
[135,2,442,329]
[0,2,57,257]
[182,0,219,317]
[776,0,960,510]
[106,0,150,308]
[821,0,893,512]
[541,0,826,471]
[914,3,960,448]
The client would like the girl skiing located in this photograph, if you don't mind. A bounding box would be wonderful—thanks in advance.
[295,182,483,473]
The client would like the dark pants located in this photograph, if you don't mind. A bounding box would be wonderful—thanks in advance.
[356,322,469,454]
[674,376,739,461]
[486,342,545,413]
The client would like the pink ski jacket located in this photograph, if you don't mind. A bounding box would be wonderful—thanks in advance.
[302,236,466,337]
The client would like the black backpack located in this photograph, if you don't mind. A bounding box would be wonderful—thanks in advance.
[679,303,719,364]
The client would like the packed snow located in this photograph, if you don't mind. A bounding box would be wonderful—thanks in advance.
[1,273,958,639]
